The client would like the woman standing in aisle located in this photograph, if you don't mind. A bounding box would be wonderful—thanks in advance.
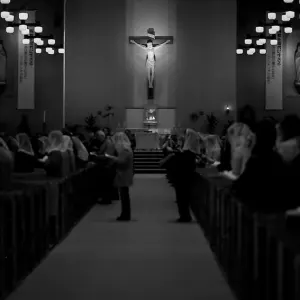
[105,132,134,221]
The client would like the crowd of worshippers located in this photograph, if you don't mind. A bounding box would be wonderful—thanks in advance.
[0,128,136,221]
[161,114,300,222]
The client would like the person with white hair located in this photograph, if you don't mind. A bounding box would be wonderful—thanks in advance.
[61,135,76,173]
[39,130,65,177]
[105,132,134,221]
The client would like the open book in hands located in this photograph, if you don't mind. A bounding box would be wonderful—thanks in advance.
[222,170,238,181]
[38,156,48,163]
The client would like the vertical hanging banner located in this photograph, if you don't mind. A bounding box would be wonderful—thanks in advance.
[265,15,283,110]
[17,11,35,109]
[0,42,7,85]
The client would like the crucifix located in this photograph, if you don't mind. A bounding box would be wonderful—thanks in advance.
[129,28,174,100]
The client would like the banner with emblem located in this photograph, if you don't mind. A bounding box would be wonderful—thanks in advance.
[265,14,283,110]
[17,11,35,109]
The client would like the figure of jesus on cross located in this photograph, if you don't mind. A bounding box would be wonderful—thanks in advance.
[129,28,173,99]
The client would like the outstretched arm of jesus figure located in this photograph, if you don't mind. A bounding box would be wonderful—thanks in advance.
[130,40,147,50]
[155,40,171,50]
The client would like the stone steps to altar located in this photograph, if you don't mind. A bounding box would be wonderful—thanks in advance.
[133,150,165,174]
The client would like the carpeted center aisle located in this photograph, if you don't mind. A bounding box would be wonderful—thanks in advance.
[7,174,235,300]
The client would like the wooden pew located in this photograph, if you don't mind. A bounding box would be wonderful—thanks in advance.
[191,167,300,300]
[0,163,105,300]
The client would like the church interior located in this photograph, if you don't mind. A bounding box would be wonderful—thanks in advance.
[0,0,300,299]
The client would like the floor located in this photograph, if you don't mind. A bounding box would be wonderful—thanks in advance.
[7,174,236,300]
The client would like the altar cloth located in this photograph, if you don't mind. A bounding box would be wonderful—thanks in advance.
[135,132,160,149]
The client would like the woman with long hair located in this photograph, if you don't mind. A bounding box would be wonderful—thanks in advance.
[40,130,65,177]
[227,122,256,177]
[6,136,19,155]
[38,136,49,156]
[71,135,89,168]
[105,132,134,221]
[14,133,36,172]
[61,135,76,173]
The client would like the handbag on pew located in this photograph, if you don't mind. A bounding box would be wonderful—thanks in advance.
[159,153,175,168]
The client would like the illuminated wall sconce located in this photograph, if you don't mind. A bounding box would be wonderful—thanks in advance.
[286,11,295,18]
[6,26,14,33]
[34,23,43,33]
[19,12,28,21]
[1,11,10,19]
[21,28,29,35]
[268,12,276,20]
[284,26,293,33]
[269,28,276,35]
[34,37,41,44]
[270,39,278,45]
[260,38,266,44]
[22,38,30,45]
[5,14,14,22]
[48,38,55,45]
[245,38,252,45]
[282,14,290,22]
[271,25,280,32]
[19,24,27,31]
[225,105,231,114]
[256,26,264,33]
[259,49,267,54]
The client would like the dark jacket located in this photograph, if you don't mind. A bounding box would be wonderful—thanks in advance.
[44,150,63,177]
[0,147,14,191]
[14,151,36,173]
[233,151,289,213]
[281,153,300,210]
[172,150,197,186]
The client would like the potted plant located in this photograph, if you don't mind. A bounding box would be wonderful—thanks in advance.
[84,113,98,132]
[206,113,219,134]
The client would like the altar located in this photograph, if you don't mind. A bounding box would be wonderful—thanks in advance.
[124,106,176,149]
[135,131,160,149]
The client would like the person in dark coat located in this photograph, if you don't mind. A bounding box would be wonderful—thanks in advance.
[0,137,14,191]
[275,115,300,210]
[233,119,286,213]
[14,133,36,173]
[172,129,199,222]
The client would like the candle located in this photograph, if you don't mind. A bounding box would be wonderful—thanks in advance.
[43,110,46,123]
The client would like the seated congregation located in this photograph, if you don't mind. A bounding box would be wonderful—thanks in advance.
[0,127,136,220]
[161,114,300,221]
[1,114,300,300]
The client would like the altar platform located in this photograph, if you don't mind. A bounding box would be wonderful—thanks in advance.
[117,127,171,150]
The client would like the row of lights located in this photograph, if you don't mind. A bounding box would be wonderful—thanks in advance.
[236,10,295,55]
[0,0,64,55]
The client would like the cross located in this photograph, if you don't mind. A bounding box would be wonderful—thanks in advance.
[129,28,174,100]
